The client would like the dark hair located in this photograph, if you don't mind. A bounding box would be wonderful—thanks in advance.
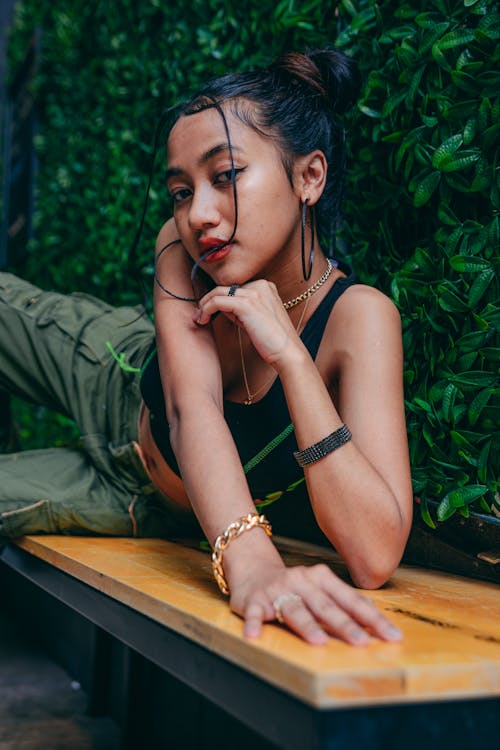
[180,49,361,255]
[130,50,361,304]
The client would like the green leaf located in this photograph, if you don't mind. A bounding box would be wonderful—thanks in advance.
[438,203,460,226]
[478,440,491,483]
[413,172,441,207]
[431,41,453,71]
[468,269,495,307]
[415,247,434,271]
[451,70,479,94]
[450,372,497,388]
[419,496,437,529]
[456,329,492,352]
[423,422,436,447]
[477,13,500,39]
[421,114,438,127]
[468,388,495,426]
[437,495,457,521]
[442,383,458,422]
[440,153,479,173]
[488,217,499,247]
[445,227,463,256]
[479,496,492,514]
[470,158,490,192]
[450,430,474,449]
[437,29,475,49]
[436,285,469,312]
[431,134,463,169]
[430,456,463,471]
[413,397,433,414]
[463,117,477,145]
[456,49,474,71]
[418,22,450,53]
[448,485,488,508]
[415,13,446,29]
[382,89,407,118]
[358,104,381,118]
[449,256,492,272]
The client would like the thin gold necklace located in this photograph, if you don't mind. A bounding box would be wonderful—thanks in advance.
[283,258,333,310]
[238,298,310,405]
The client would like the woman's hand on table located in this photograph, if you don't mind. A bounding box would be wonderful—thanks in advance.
[228,561,403,646]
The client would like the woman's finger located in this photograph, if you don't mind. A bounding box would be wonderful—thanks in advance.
[193,289,252,325]
[272,594,328,645]
[195,281,284,325]
[303,590,371,646]
[243,601,267,639]
[311,566,402,642]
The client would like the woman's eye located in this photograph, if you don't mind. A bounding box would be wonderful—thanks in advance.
[214,168,244,185]
[170,188,191,204]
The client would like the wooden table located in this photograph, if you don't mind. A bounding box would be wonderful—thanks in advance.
[1,534,499,749]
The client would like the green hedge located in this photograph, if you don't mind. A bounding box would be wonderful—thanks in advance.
[6,0,499,523]
[336,0,499,525]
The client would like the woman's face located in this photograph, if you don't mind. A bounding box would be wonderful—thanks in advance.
[166,104,303,287]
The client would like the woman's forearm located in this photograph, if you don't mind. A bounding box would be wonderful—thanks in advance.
[277,347,407,588]
[168,397,284,584]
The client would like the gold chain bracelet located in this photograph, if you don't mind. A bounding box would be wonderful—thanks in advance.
[212,512,272,595]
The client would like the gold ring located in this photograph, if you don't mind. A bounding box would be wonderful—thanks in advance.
[273,593,302,624]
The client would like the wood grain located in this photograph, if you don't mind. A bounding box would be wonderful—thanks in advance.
[15,535,500,709]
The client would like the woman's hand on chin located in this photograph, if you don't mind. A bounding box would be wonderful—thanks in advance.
[192,280,304,369]
[228,561,403,646]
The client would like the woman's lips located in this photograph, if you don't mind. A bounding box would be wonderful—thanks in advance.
[198,236,227,251]
[198,238,234,263]
[203,244,233,263]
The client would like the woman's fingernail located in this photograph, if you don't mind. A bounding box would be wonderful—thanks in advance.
[244,624,259,638]
[386,625,403,641]
[351,629,370,645]
[310,629,329,645]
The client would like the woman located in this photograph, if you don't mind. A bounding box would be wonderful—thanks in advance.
[0,49,412,645]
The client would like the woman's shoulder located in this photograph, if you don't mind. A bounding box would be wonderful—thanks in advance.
[322,282,402,371]
[334,282,401,327]
[156,217,180,251]
[154,218,195,298]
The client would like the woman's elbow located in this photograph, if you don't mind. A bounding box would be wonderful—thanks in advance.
[347,529,409,590]
[349,556,399,590]
[320,512,410,590]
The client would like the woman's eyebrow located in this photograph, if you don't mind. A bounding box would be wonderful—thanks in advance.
[201,142,242,164]
[165,142,242,181]
[165,167,182,182]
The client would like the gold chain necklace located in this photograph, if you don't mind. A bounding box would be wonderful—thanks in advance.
[238,298,310,405]
[283,258,333,310]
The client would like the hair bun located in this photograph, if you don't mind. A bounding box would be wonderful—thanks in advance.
[273,48,360,115]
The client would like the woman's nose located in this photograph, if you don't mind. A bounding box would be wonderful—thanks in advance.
[188,186,220,230]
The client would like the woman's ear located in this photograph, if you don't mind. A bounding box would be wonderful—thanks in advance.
[293,150,327,206]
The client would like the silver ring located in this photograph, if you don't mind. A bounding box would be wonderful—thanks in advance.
[273,593,302,624]
[227,284,238,297]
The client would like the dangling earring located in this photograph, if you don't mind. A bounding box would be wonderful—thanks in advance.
[300,198,315,281]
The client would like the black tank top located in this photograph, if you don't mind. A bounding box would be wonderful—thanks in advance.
[140,270,355,511]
